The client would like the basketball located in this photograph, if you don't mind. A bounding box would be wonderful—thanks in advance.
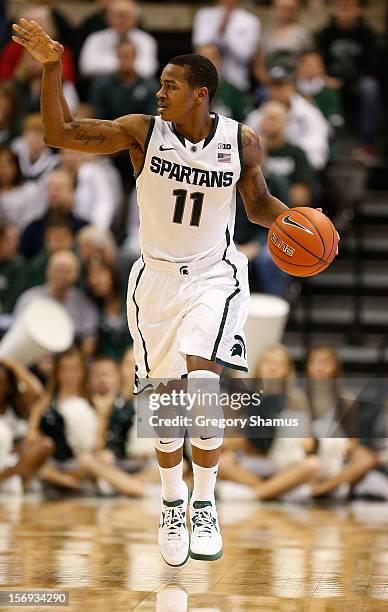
[267,207,339,277]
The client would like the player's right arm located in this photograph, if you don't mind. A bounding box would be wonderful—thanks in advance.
[237,124,289,228]
[11,18,150,156]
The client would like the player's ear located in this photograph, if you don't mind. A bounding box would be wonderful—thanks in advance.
[197,86,209,104]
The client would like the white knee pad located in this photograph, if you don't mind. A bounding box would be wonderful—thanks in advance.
[190,436,223,451]
[154,438,184,453]
[187,369,224,451]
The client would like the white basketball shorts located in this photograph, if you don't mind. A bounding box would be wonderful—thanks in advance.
[127,248,250,390]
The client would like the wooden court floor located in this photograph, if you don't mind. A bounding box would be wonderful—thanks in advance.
[0,495,387,611]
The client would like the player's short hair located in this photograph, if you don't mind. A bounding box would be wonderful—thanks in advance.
[169,54,219,103]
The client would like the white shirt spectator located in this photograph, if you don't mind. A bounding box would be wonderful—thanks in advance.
[79,28,158,79]
[0,180,46,232]
[193,5,261,91]
[11,137,58,181]
[246,94,329,170]
[73,160,123,230]
[261,25,313,65]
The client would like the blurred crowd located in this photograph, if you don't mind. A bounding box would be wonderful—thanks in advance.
[0,0,386,330]
[0,0,387,500]
[0,344,387,502]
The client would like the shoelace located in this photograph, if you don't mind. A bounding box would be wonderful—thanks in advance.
[191,508,217,537]
[162,506,185,541]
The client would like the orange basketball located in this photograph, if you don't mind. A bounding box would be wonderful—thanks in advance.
[267,207,339,277]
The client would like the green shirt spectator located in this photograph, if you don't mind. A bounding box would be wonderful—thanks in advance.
[89,39,157,120]
[265,142,313,190]
[313,87,343,130]
[296,50,344,132]
[259,100,313,208]
[212,79,253,123]
[26,217,75,290]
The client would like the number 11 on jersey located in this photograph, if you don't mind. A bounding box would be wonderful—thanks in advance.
[172,189,204,227]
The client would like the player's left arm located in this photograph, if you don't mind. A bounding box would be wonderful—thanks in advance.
[237,124,289,228]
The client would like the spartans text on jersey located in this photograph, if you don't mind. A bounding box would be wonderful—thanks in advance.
[150,156,234,188]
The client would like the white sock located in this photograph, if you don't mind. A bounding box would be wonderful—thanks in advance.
[191,462,219,505]
[158,460,187,502]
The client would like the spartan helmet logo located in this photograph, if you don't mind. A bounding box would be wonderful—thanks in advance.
[179,266,189,275]
[231,335,246,358]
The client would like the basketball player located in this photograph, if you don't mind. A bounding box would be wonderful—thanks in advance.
[12,18,289,566]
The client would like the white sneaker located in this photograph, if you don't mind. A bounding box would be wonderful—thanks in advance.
[189,500,223,561]
[158,484,189,566]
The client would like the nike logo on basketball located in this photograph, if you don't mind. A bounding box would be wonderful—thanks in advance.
[282,215,313,235]
[159,145,175,151]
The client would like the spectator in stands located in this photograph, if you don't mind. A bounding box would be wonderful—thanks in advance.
[0,4,75,82]
[11,113,58,182]
[86,259,131,360]
[32,349,144,495]
[259,101,313,207]
[76,225,117,266]
[12,48,79,116]
[79,0,158,80]
[77,0,109,52]
[0,357,54,494]
[14,250,99,356]
[76,225,119,290]
[0,220,26,315]
[29,348,96,490]
[26,216,74,289]
[260,0,313,71]
[81,356,145,493]
[196,43,253,122]
[316,0,381,164]
[90,39,157,121]
[304,345,378,498]
[20,168,88,259]
[246,65,329,171]
[0,83,21,146]
[296,49,344,132]
[192,0,261,92]
[0,145,45,232]
[59,149,123,230]
[218,344,319,501]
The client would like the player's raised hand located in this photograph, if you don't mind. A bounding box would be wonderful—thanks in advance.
[12,18,63,65]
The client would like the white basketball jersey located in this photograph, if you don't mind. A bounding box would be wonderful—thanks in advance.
[135,113,243,263]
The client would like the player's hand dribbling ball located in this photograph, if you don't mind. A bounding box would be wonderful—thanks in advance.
[267,207,339,277]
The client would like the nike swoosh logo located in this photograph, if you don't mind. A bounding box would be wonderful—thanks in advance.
[200,436,216,440]
[159,145,175,151]
[160,440,176,445]
[282,214,313,236]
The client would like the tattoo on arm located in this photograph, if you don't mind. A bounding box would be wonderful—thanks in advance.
[250,169,270,202]
[73,130,107,146]
[242,130,261,153]
[241,124,263,166]
[70,119,111,147]
[70,119,114,129]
